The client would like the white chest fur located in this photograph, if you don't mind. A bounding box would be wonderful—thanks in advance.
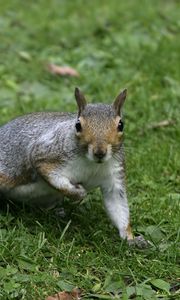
[60,156,122,191]
[6,156,124,207]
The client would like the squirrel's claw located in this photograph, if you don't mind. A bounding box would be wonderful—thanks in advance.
[71,183,87,200]
[76,184,87,199]
[127,235,150,249]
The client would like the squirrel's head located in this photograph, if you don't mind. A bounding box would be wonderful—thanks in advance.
[74,87,127,163]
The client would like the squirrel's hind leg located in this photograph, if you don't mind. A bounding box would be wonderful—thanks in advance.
[0,173,18,189]
[2,178,63,208]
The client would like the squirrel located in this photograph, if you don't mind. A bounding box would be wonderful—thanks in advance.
[0,88,148,247]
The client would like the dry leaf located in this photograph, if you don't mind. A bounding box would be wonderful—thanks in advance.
[139,119,176,136]
[148,119,176,129]
[47,64,79,77]
[46,288,81,300]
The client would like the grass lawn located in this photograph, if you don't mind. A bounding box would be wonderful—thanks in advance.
[0,0,179,299]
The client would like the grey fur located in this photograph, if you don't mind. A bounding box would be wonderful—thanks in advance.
[0,112,76,184]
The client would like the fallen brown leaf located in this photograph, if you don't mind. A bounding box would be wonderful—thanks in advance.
[148,119,176,129]
[139,119,176,136]
[47,64,79,77]
[46,288,81,300]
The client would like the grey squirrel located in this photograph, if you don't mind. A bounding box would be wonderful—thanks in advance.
[0,88,148,247]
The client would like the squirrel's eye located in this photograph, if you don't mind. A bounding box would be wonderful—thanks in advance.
[117,120,124,132]
[75,119,82,132]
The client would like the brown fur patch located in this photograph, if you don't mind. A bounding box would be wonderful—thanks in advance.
[37,162,58,175]
[0,174,17,188]
[76,116,123,152]
[126,223,134,240]
[105,117,123,146]
[75,116,92,144]
[0,170,33,188]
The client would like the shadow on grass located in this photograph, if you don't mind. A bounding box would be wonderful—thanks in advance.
[0,192,116,245]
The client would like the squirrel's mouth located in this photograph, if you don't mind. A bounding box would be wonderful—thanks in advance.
[86,144,112,163]
[95,157,104,164]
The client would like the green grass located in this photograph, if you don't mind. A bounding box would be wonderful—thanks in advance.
[0,0,180,299]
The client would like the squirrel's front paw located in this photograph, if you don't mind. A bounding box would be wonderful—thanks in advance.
[128,235,150,249]
[70,183,87,200]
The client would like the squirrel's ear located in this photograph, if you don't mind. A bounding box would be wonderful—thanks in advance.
[113,89,127,116]
[75,87,87,116]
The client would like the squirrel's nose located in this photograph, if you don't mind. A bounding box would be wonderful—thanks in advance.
[94,150,107,160]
